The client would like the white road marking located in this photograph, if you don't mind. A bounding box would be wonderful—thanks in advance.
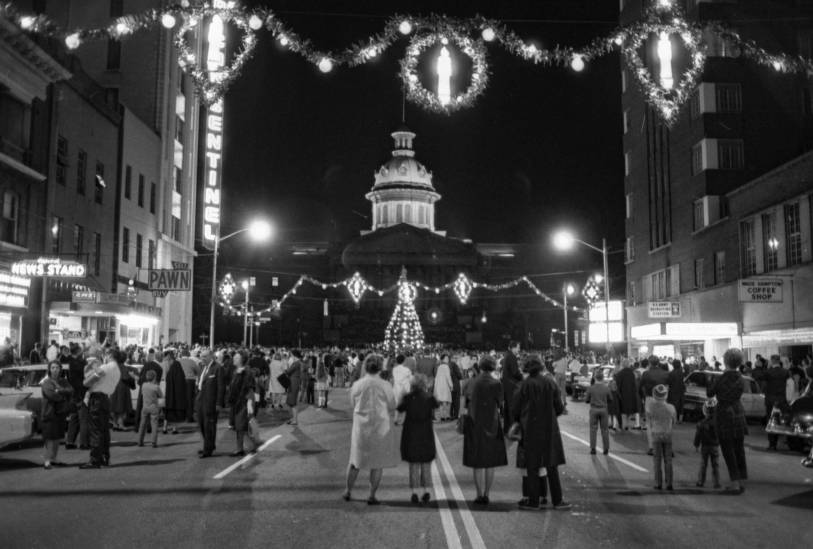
[434,434,487,549]
[560,430,649,473]
[431,461,464,549]
[213,434,282,479]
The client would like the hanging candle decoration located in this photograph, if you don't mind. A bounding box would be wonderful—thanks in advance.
[345,272,368,305]
[452,273,474,304]
[582,277,601,304]
[219,273,236,304]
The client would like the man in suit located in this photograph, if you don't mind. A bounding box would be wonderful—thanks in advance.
[196,349,225,458]
[501,341,523,432]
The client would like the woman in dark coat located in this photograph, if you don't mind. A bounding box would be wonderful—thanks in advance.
[614,359,638,429]
[667,359,686,423]
[285,350,303,425]
[227,350,257,456]
[41,361,73,469]
[463,356,507,505]
[397,373,438,504]
[512,356,569,509]
[163,351,187,429]
[708,348,748,494]
[110,361,136,430]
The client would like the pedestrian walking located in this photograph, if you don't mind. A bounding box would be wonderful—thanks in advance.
[585,370,612,455]
[708,348,749,494]
[343,354,398,505]
[551,350,569,410]
[647,384,676,491]
[227,350,257,456]
[615,358,639,430]
[65,345,89,449]
[163,351,186,434]
[268,352,287,409]
[80,348,117,469]
[315,355,329,408]
[195,349,225,458]
[397,373,438,505]
[137,369,162,448]
[286,350,304,425]
[667,359,686,423]
[641,356,669,454]
[178,350,200,422]
[433,354,454,421]
[464,356,508,505]
[41,361,73,469]
[694,399,721,489]
[764,354,789,451]
[109,358,136,431]
[511,356,570,510]
[450,357,462,420]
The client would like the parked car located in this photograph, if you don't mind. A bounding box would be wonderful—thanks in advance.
[571,364,606,401]
[0,392,35,448]
[766,395,813,453]
[683,370,765,420]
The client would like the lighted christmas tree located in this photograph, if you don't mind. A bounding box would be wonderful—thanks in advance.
[384,268,424,351]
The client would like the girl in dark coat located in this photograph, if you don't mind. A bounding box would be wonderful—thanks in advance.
[227,350,257,456]
[397,373,438,504]
[41,361,73,469]
[110,362,136,430]
[708,348,748,493]
[512,356,570,509]
[463,356,507,505]
[614,359,638,429]
[163,352,187,430]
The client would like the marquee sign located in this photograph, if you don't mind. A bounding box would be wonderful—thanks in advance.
[11,258,87,278]
[201,14,226,251]
[0,271,31,308]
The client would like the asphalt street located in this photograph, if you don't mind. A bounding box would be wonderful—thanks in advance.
[2,390,812,549]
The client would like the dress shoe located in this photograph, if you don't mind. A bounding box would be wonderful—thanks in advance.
[101,456,110,467]
[603,449,609,455]
[79,462,101,469]
[79,445,90,450]
[666,485,674,491]
[199,452,213,458]
[653,485,662,490]
[367,497,380,505]
[230,450,246,457]
[421,492,431,504]
[590,448,596,455]
[553,501,572,510]
[411,494,419,504]
[518,499,539,510]
[65,444,77,450]
[647,449,654,456]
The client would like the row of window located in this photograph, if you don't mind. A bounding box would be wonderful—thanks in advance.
[123,166,157,214]
[623,138,744,180]
[50,217,102,277]
[629,251,727,304]
[121,227,155,270]
[56,135,105,204]
[740,196,812,277]
[375,202,433,228]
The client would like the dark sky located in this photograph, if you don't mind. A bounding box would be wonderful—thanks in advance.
[221,0,624,262]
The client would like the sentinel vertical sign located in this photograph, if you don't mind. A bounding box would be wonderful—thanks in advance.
[202,14,226,250]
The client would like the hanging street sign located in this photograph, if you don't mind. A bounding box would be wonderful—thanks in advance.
[648,301,681,318]
[148,269,191,291]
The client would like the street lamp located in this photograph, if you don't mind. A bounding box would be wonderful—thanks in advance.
[209,219,274,347]
[553,229,611,350]
[563,283,575,351]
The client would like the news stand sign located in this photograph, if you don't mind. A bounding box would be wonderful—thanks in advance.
[738,278,783,303]
[148,263,191,298]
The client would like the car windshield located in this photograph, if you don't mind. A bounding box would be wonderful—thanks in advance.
[687,372,713,387]
[0,369,46,388]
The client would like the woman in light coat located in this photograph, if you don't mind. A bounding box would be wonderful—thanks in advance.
[433,355,454,421]
[268,352,287,409]
[343,354,398,505]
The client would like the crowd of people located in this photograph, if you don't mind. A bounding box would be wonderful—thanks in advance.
[20,338,813,505]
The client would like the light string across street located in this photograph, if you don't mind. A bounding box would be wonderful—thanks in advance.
[2,0,813,122]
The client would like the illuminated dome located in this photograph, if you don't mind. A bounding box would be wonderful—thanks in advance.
[366,127,442,233]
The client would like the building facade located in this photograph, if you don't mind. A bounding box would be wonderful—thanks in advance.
[621,0,813,362]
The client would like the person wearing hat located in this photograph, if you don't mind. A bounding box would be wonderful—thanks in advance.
[645,384,677,491]
[693,398,721,489]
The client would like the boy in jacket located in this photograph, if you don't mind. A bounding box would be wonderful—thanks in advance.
[694,399,721,488]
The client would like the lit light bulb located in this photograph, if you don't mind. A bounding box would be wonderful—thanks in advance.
[772,60,783,71]
[481,27,495,42]
[613,35,623,46]
[115,21,130,35]
[65,33,81,50]
[161,13,176,29]
[526,44,537,55]
[188,16,198,27]
[19,16,36,30]
[279,35,289,46]
[318,57,333,73]
[399,20,412,35]
[248,14,263,30]
[571,54,585,72]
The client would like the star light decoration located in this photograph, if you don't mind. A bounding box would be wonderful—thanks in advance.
[4,1,813,121]
[452,273,474,304]
[582,277,602,305]
[219,273,236,304]
[345,272,369,306]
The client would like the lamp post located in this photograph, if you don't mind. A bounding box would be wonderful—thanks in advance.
[563,283,575,351]
[553,231,611,350]
[241,279,250,346]
[209,219,273,347]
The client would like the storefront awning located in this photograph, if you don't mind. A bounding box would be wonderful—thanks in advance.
[742,327,813,347]
[631,322,739,341]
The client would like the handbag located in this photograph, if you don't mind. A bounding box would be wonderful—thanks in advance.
[277,372,291,390]
[248,417,261,445]
[157,398,166,408]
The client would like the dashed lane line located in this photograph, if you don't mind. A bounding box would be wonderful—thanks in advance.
[213,434,282,480]
[560,430,649,473]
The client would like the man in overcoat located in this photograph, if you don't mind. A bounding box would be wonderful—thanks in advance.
[196,349,225,457]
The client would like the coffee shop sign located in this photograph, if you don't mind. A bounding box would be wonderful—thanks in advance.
[11,258,87,278]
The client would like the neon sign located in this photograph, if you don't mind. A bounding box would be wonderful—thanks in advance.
[202,14,226,250]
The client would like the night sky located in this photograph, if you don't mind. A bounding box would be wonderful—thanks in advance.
[220,0,624,281]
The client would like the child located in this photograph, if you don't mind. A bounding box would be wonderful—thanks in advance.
[397,374,438,504]
[646,384,677,491]
[138,369,163,448]
[694,398,721,488]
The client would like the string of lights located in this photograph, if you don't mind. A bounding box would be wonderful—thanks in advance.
[2,1,812,122]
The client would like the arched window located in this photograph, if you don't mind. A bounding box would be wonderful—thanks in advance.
[381,204,389,225]
[1,191,19,244]
[405,204,412,224]
[396,203,403,223]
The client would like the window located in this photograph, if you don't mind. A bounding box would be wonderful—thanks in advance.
[625,193,632,219]
[694,258,705,289]
[740,220,757,276]
[718,140,744,169]
[73,224,84,257]
[148,239,155,270]
[714,250,726,285]
[122,227,129,263]
[175,116,185,145]
[624,152,630,176]
[93,233,101,276]
[124,165,132,199]
[628,280,637,306]
[623,110,629,134]
[715,83,742,113]
[690,90,701,119]
[625,237,635,263]
[762,212,778,272]
[692,142,704,175]
[106,39,121,70]
[785,202,803,266]
[56,135,68,185]
[51,216,62,254]
[76,149,87,195]
[149,182,156,214]
[621,69,627,93]
[0,92,30,159]
[137,174,145,207]
[1,192,19,244]
[396,204,403,223]
[173,167,182,193]
[693,199,704,231]
[135,234,143,268]
[94,162,105,204]
[645,265,680,300]
[171,216,181,241]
